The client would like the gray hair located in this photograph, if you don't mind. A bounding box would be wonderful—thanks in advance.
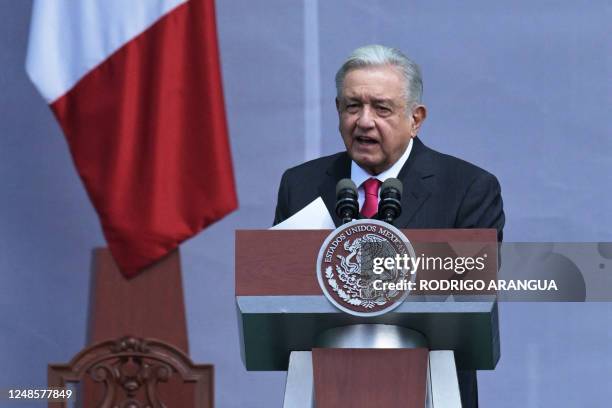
[335,45,423,107]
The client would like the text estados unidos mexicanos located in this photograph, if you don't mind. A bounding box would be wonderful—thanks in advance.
[373,254,488,275]
[324,225,404,263]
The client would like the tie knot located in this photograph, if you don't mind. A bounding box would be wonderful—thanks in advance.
[363,178,381,196]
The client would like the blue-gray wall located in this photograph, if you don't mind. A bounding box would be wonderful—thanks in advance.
[1,1,611,406]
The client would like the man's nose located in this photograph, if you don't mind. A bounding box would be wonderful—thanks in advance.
[356,106,375,129]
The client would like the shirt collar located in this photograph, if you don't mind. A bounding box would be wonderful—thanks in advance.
[350,138,414,187]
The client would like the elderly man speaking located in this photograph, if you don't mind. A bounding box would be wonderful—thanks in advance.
[273,45,504,407]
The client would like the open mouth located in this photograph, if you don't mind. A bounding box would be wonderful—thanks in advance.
[355,135,378,145]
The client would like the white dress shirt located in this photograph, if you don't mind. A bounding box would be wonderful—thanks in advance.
[350,138,413,209]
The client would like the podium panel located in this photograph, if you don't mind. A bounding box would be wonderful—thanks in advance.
[236,229,499,371]
[313,348,428,407]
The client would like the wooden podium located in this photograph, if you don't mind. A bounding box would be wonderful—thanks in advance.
[236,229,499,407]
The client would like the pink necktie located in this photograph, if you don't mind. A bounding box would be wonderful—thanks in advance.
[361,178,382,218]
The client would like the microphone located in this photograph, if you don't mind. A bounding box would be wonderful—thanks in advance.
[378,178,403,224]
[335,178,359,224]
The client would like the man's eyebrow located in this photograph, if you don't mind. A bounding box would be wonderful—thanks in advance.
[370,98,394,105]
[342,96,394,104]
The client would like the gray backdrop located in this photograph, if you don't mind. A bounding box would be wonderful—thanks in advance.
[1,0,611,406]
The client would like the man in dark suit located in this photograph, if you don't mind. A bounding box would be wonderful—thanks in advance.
[273,45,504,407]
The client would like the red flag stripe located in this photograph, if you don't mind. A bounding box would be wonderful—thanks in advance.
[51,0,237,277]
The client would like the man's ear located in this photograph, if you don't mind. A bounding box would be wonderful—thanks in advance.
[335,97,341,113]
[410,105,427,136]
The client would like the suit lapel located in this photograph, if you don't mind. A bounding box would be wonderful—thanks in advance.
[317,138,434,228]
[392,137,434,228]
[318,153,351,227]
[393,170,432,227]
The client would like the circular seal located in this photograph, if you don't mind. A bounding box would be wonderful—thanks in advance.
[316,219,416,316]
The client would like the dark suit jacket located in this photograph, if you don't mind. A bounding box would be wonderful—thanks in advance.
[274,137,505,241]
[273,137,499,407]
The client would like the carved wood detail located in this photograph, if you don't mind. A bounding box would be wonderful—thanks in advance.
[48,336,213,408]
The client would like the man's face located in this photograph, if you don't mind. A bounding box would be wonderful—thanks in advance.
[336,65,426,175]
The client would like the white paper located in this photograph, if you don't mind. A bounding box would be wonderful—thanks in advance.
[270,197,335,230]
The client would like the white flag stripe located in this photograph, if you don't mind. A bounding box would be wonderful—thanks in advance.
[26,0,188,103]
